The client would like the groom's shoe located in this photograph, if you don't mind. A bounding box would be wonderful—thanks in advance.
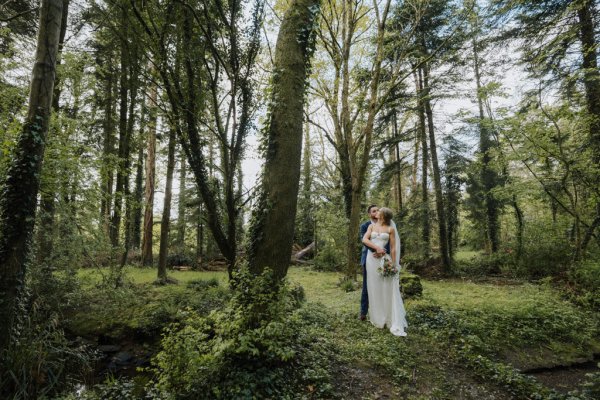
[359,314,367,321]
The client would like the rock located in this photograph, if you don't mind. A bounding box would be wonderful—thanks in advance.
[98,345,121,353]
[113,351,133,365]
[400,273,423,299]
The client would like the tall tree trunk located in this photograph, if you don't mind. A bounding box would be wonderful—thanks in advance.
[100,65,116,236]
[247,0,321,281]
[411,122,420,195]
[158,128,176,282]
[577,0,600,251]
[416,68,430,258]
[141,82,157,266]
[36,0,69,266]
[132,140,143,250]
[473,36,500,254]
[177,148,187,252]
[0,0,64,357]
[423,63,451,271]
[110,9,130,247]
[122,62,139,262]
[196,202,204,265]
[392,111,403,213]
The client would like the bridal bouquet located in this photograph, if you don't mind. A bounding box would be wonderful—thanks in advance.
[377,254,398,278]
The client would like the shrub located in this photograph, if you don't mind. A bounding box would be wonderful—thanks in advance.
[568,261,600,310]
[149,268,332,399]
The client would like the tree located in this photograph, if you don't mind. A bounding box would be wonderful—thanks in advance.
[494,0,600,256]
[0,0,65,356]
[141,80,157,266]
[311,0,399,279]
[157,127,176,283]
[247,0,321,281]
[129,0,263,276]
[442,135,468,258]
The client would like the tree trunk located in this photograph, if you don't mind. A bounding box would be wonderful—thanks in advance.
[132,140,143,250]
[177,148,187,252]
[472,36,500,254]
[0,0,64,357]
[416,68,430,258]
[109,19,129,248]
[158,127,176,282]
[196,202,204,265]
[122,59,139,261]
[423,63,451,271]
[36,0,69,266]
[100,65,116,237]
[141,82,157,267]
[577,0,600,252]
[247,0,321,281]
[392,111,403,213]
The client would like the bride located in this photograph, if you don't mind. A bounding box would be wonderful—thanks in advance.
[362,207,408,337]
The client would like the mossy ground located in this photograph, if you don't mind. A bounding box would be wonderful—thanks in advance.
[67,265,600,399]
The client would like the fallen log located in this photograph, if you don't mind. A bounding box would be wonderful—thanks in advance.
[292,242,315,261]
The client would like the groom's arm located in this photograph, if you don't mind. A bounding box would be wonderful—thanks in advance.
[359,222,374,252]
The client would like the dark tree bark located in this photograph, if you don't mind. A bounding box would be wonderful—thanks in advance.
[141,82,157,266]
[157,127,176,283]
[196,202,204,265]
[176,149,187,252]
[132,142,143,250]
[416,68,430,258]
[110,6,132,248]
[422,63,451,271]
[247,0,321,281]
[577,0,600,253]
[100,63,116,236]
[122,55,140,257]
[472,36,500,254]
[392,111,403,213]
[0,0,64,357]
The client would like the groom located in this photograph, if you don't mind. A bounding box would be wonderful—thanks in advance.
[359,204,388,320]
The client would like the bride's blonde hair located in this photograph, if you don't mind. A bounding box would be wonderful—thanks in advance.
[379,207,393,225]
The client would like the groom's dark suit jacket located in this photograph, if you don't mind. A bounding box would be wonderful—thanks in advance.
[360,220,391,266]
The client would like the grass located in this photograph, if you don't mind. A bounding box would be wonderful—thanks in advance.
[66,265,600,399]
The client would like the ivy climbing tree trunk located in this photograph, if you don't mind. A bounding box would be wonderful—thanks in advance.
[247,0,321,281]
[36,0,69,267]
[0,0,64,357]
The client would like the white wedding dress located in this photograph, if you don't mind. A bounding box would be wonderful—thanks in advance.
[366,231,408,336]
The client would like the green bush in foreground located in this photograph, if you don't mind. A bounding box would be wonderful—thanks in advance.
[149,268,333,399]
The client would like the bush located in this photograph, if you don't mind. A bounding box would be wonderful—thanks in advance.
[568,261,600,310]
[1,266,94,399]
[149,268,332,399]
[0,300,94,399]
[166,252,197,268]
[400,273,423,298]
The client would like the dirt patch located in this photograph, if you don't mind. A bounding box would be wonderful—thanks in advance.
[333,362,403,399]
[527,360,600,394]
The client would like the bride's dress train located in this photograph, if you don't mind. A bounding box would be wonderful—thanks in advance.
[366,232,408,336]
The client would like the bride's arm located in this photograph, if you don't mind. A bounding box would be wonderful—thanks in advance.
[362,224,385,253]
[389,227,397,263]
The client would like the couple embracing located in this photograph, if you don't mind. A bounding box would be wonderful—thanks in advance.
[359,205,408,337]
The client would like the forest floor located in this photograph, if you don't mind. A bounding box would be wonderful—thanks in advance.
[66,266,600,399]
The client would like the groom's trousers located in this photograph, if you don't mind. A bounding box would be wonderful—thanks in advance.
[360,263,369,316]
